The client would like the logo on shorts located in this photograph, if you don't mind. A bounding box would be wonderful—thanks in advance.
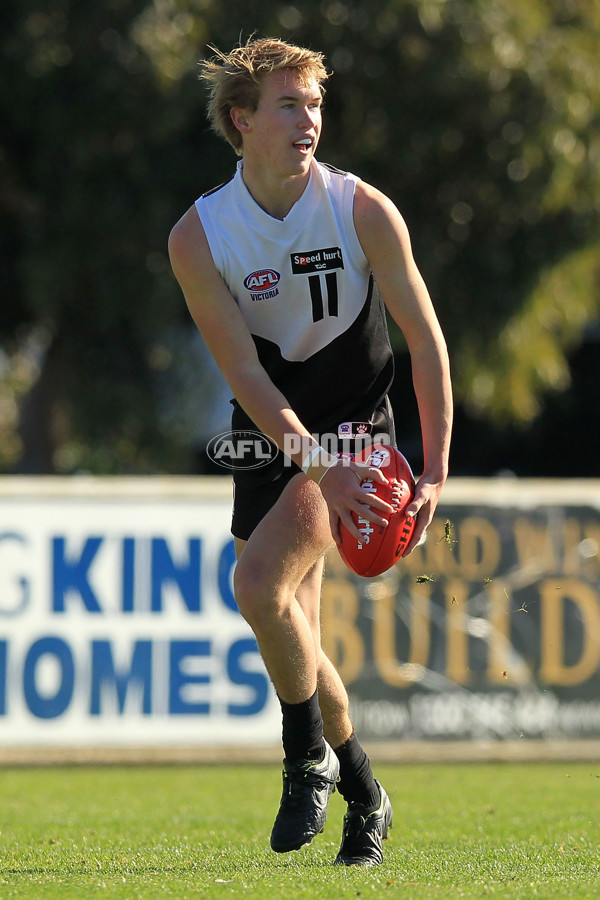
[243,269,281,301]
[206,430,279,470]
[338,422,372,438]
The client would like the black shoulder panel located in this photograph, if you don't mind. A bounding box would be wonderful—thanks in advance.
[319,161,349,177]
[201,174,235,198]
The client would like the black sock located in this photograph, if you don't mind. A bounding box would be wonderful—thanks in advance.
[279,690,325,762]
[334,732,380,811]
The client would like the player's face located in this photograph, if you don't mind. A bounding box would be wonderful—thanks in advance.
[240,69,322,175]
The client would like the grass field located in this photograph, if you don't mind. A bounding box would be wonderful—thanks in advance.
[1,761,599,899]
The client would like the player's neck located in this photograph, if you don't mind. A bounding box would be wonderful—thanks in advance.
[240,160,310,221]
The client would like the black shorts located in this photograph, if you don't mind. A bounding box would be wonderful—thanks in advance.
[231,398,396,541]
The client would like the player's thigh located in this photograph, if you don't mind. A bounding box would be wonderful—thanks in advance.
[234,473,334,599]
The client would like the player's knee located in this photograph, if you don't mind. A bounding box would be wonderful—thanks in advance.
[233,557,287,629]
[233,560,261,624]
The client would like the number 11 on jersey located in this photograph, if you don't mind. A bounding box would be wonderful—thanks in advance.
[308,272,339,322]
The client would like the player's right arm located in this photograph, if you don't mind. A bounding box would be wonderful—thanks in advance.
[167,206,392,541]
[168,206,292,439]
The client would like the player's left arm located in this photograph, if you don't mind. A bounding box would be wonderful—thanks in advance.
[353,179,453,553]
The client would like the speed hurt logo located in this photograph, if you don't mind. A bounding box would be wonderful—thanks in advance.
[206,430,279,470]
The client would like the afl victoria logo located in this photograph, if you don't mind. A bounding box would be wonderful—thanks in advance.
[243,269,281,292]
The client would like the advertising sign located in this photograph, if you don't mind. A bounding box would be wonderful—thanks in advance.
[0,479,280,746]
[1,477,599,748]
[322,480,600,742]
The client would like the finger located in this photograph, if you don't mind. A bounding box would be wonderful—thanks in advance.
[337,507,375,544]
[404,503,434,554]
[350,468,394,516]
[404,485,427,520]
[403,517,424,555]
[404,499,421,519]
[353,463,389,485]
[329,511,341,544]
[352,498,392,524]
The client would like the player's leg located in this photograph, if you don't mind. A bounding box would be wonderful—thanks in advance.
[233,473,339,852]
[295,550,393,866]
[233,472,334,705]
[293,557,353,747]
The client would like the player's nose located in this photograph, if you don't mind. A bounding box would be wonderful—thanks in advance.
[297,106,315,126]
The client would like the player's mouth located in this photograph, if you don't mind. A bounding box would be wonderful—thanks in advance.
[293,137,314,153]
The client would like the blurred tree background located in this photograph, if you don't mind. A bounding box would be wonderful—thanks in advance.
[1,0,599,476]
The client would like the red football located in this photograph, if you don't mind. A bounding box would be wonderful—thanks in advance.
[338,444,416,578]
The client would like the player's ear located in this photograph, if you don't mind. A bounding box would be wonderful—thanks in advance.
[230,107,252,135]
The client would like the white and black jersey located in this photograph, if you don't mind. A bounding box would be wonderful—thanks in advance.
[195,159,395,478]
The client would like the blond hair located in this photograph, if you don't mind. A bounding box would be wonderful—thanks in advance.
[199,37,330,155]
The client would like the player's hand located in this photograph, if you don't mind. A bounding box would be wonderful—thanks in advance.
[402,469,446,555]
[318,459,394,545]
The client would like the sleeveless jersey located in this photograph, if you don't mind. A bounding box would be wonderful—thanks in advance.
[195,159,394,441]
